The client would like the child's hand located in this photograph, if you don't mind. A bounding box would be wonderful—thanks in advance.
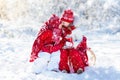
[63,41,73,49]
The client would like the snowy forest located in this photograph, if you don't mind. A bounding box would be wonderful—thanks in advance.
[0,0,120,80]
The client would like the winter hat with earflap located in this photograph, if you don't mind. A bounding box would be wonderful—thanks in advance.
[45,14,60,29]
[39,14,61,36]
[61,9,74,23]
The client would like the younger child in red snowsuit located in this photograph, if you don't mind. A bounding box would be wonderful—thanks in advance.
[58,9,88,74]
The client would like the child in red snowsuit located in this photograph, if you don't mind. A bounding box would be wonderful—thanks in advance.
[58,9,88,74]
[29,14,65,62]
[29,14,69,73]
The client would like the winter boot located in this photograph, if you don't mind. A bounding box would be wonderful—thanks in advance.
[77,68,83,74]
[62,70,68,73]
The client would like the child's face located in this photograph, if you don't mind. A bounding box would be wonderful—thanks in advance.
[61,21,71,27]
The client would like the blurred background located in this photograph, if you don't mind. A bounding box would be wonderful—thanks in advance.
[0,0,120,41]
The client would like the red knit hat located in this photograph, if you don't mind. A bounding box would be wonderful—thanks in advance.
[61,9,74,23]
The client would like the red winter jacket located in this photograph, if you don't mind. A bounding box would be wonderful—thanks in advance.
[29,29,65,62]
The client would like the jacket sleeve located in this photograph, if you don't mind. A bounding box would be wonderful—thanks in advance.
[29,30,52,62]
[49,38,66,53]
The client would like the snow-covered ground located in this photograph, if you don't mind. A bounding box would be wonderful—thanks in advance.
[0,22,120,80]
[0,0,120,80]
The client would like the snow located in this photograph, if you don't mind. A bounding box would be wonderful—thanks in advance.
[0,0,120,80]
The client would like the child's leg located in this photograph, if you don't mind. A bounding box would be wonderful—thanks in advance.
[59,49,70,73]
[47,50,60,71]
[32,52,51,74]
[69,49,85,73]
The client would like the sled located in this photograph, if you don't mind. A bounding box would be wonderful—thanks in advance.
[87,48,96,66]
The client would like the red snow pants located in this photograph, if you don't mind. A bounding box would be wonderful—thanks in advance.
[59,48,85,73]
